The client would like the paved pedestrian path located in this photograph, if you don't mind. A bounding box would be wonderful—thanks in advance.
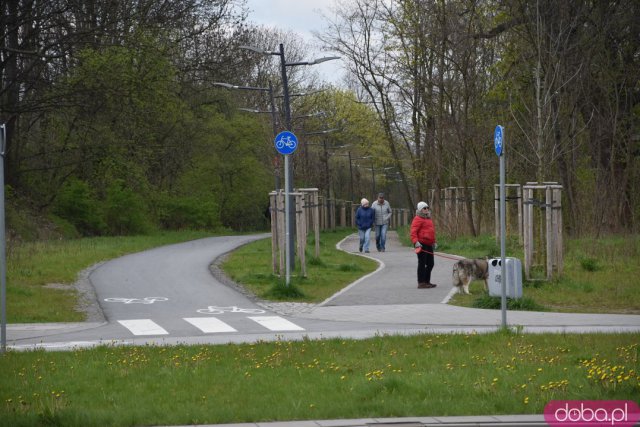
[293,231,640,334]
[320,230,459,306]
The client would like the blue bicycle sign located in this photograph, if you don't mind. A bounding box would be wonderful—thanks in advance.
[494,125,504,157]
[274,131,298,155]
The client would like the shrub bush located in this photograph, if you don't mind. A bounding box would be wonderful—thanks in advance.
[103,180,152,235]
[580,257,601,272]
[155,194,220,230]
[53,178,105,235]
[472,294,546,311]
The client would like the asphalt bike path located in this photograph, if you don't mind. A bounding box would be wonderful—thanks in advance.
[6,233,451,350]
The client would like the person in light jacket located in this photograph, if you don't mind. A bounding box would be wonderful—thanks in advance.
[355,198,375,253]
[410,201,438,289]
[371,192,392,252]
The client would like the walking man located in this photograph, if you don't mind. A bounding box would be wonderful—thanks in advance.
[371,192,392,252]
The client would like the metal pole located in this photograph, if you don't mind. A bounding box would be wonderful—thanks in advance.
[371,161,376,197]
[500,134,507,329]
[268,81,280,192]
[0,124,6,353]
[348,151,354,202]
[284,154,291,286]
[322,137,330,227]
[279,43,295,280]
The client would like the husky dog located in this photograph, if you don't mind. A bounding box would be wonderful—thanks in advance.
[452,258,489,294]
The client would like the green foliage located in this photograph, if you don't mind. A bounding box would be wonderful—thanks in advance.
[53,178,106,236]
[176,110,273,231]
[154,193,220,230]
[471,294,546,311]
[338,263,361,272]
[103,180,152,235]
[265,281,306,299]
[308,256,327,267]
[579,257,601,272]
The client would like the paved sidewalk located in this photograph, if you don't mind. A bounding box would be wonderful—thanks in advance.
[294,231,640,334]
[166,414,547,426]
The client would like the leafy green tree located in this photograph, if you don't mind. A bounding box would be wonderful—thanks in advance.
[53,178,105,236]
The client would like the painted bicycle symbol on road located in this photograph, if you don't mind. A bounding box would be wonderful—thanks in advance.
[196,306,266,315]
[104,297,168,304]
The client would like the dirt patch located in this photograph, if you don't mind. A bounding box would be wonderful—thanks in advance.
[71,262,106,323]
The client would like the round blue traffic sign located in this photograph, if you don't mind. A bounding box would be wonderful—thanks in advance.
[494,125,504,157]
[274,131,298,155]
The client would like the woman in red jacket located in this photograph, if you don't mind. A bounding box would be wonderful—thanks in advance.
[410,201,437,289]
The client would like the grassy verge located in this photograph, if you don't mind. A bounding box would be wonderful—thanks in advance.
[1,332,637,426]
[6,230,226,323]
[222,228,377,302]
[396,226,640,314]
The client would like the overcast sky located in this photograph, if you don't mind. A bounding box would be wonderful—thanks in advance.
[243,0,345,85]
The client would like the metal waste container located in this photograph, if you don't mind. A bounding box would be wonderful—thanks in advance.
[488,257,523,299]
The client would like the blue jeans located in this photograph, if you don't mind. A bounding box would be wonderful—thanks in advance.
[375,224,388,251]
[358,228,371,252]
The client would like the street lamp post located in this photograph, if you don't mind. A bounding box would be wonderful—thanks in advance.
[304,128,339,228]
[0,124,6,353]
[351,156,375,198]
[239,44,339,275]
[332,151,355,203]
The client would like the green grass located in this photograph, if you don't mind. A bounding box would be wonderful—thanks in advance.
[6,230,227,323]
[1,333,637,426]
[395,227,640,315]
[222,228,377,302]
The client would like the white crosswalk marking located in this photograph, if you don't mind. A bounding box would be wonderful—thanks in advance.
[118,319,169,336]
[116,316,305,335]
[184,317,237,333]
[248,316,305,331]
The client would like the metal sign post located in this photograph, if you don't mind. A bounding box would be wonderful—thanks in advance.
[1,124,6,353]
[494,125,507,329]
[274,131,298,287]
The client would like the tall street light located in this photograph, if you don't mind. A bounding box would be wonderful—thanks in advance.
[213,81,280,191]
[352,156,375,198]
[304,128,339,222]
[240,44,339,275]
[333,150,356,202]
[0,124,6,353]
